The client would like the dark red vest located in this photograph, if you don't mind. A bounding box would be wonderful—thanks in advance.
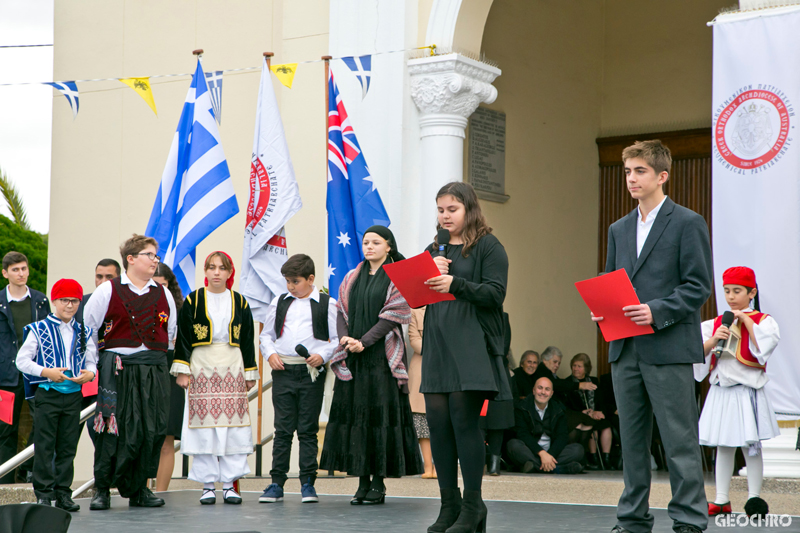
[710,311,768,372]
[101,277,170,352]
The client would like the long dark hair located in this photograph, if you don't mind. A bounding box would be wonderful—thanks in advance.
[434,182,492,256]
[154,263,183,312]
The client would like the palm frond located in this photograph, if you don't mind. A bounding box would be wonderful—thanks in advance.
[0,167,30,231]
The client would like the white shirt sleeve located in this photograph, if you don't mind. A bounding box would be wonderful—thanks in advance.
[319,296,340,364]
[694,319,716,382]
[748,315,780,365]
[83,280,113,348]
[259,296,280,360]
[164,287,178,341]
[16,331,43,377]
[83,334,98,376]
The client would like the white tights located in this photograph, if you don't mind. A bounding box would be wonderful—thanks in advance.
[714,446,763,504]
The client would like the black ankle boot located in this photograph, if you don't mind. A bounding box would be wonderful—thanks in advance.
[445,489,486,533]
[427,488,462,533]
[486,454,501,476]
[586,452,602,470]
[602,453,614,470]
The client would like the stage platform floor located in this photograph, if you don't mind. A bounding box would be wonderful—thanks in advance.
[66,490,795,532]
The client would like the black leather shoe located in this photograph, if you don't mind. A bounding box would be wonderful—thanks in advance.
[674,526,702,533]
[362,487,385,505]
[350,484,369,505]
[602,453,614,470]
[129,487,165,507]
[486,454,501,476]
[445,489,486,533]
[90,489,110,511]
[55,494,80,512]
[610,527,633,533]
[36,498,52,506]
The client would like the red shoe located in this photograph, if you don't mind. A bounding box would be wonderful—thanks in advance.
[708,501,732,516]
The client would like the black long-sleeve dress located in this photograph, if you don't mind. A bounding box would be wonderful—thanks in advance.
[420,234,512,401]
[320,268,423,477]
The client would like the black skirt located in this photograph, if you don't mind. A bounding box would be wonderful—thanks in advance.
[320,340,423,477]
[165,350,185,438]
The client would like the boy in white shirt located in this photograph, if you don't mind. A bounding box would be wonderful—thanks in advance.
[258,254,338,504]
[17,278,96,511]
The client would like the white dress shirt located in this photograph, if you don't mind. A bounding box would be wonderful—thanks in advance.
[82,271,177,354]
[636,196,668,257]
[17,317,98,377]
[694,309,780,389]
[260,287,339,363]
[535,403,551,451]
[6,286,31,302]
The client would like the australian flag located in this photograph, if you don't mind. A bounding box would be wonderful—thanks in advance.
[326,69,390,299]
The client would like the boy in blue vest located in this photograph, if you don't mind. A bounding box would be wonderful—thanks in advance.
[259,254,338,504]
[17,278,97,511]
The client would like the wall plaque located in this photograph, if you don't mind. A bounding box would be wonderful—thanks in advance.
[469,107,507,202]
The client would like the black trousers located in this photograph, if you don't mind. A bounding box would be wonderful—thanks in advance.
[270,365,325,486]
[0,377,36,484]
[506,439,584,472]
[32,388,82,499]
[93,362,168,498]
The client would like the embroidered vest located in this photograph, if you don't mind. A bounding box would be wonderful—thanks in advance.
[184,288,248,347]
[21,314,92,398]
[102,277,170,352]
[274,292,330,341]
[710,311,768,372]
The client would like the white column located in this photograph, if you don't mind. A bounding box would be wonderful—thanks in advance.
[408,53,500,251]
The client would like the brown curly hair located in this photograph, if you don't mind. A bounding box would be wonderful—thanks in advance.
[434,182,492,257]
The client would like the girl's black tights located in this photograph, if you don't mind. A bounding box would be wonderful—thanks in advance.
[425,391,485,492]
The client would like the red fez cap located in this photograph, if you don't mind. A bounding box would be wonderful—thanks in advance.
[51,278,83,301]
[722,266,757,288]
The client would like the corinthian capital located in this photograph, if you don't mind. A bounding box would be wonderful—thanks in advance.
[409,54,501,118]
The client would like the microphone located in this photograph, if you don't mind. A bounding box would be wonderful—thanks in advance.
[714,311,735,356]
[437,228,450,257]
[296,344,323,370]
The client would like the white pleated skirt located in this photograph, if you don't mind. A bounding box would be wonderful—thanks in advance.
[699,384,780,447]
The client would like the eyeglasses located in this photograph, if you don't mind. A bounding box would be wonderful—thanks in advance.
[134,252,161,263]
[57,299,81,306]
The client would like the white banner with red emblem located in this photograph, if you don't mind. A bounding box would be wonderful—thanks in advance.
[712,7,800,418]
[240,57,303,322]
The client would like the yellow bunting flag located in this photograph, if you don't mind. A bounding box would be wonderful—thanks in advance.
[119,77,157,115]
[269,63,298,89]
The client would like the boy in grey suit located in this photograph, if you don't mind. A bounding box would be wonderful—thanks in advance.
[593,140,713,533]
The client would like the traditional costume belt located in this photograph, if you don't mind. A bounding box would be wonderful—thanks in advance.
[279,354,322,382]
[94,349,167,435]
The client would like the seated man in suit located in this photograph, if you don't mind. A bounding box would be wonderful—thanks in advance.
[506,376,583,475]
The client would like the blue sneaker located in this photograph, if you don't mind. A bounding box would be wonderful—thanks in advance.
[301,480,318,503]
[259,483,284,503]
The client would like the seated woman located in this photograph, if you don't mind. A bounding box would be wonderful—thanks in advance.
[511,350,539,399]
[561,353,614,470]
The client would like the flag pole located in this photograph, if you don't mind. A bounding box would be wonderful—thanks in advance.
[254,50,274,479]
[323,55,332,183]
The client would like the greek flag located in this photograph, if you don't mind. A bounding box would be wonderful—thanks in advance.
[341,55,372,99]
[146,59,239,295]
[204,70,223,125]
[44,81,79,119]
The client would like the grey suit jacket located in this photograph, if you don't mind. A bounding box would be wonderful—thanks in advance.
[605,197,713,365]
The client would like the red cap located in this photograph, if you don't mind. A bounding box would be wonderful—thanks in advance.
[204,251,236,290]
[51,278,83,301]
[722,266,757,288]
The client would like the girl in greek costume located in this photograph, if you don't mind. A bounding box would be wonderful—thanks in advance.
[694,266,780,518]
[173,251,258,505]
[321,225,423,505]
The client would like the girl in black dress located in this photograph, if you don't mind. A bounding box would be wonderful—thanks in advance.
[423,182,511,533]
[322,226,423,505]
[152,263,184,492]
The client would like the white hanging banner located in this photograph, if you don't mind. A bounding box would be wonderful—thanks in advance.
[712,8,800,418]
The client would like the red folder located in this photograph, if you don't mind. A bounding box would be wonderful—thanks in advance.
[0,390,14,425]
[82,376,99,398]
[575,269,654,342]
[383,251,456,308]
